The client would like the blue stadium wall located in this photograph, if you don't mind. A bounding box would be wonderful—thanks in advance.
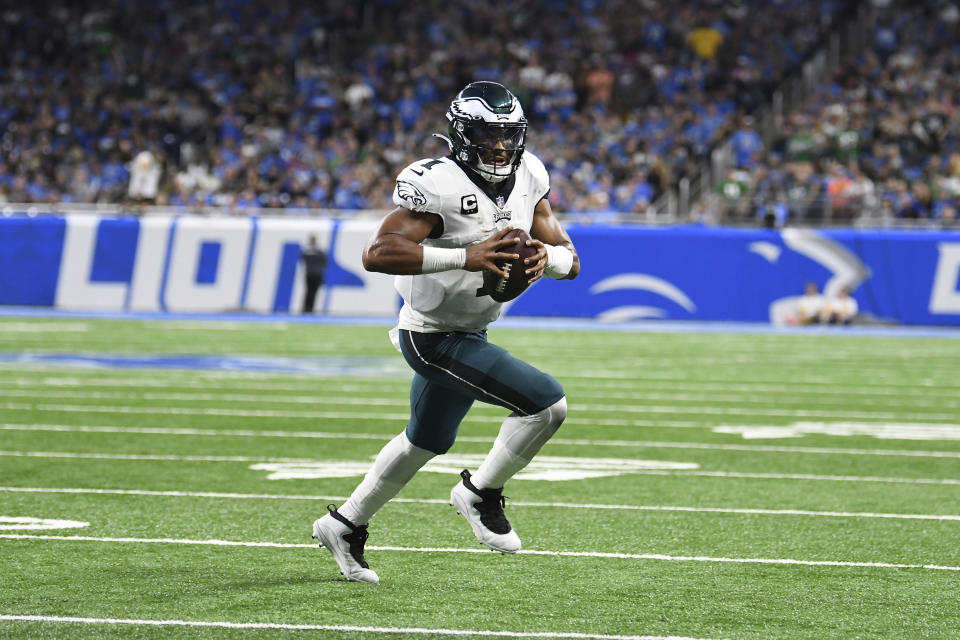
[3,214,960,326]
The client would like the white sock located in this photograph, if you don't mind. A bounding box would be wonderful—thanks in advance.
[471,396,567,490]
[338,431,435,525]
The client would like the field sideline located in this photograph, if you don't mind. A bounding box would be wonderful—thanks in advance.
[1,314,959,639]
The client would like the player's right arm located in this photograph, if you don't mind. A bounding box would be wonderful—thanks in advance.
[362,206,520,277]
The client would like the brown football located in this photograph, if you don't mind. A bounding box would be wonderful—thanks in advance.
[483,228,539,303]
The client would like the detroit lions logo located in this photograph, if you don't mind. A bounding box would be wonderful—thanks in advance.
[396,180,427,210]
[762,229,872,324]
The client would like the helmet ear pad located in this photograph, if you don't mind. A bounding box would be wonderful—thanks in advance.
[448,118,473,165]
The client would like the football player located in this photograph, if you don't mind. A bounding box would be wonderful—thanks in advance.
[312,81,580,583]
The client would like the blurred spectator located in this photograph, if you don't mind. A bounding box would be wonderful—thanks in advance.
[820,287,859,324]
[787,282,826,325]
[757,196,789,228]
[716,167,753,218]
[731,117,763,169]
[687,22,724,61]
[127,150,162,204]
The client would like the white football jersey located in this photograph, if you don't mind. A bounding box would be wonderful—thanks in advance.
[391,153,550,332]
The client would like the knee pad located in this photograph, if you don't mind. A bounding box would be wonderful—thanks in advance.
[543,395,567,428]
[500,396,567,461]
[532,395,567,442]
[525,395,567,431]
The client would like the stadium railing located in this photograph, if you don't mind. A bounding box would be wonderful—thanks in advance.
[699,192,959,230]
[4,200,955,230]
[653,1,875,222]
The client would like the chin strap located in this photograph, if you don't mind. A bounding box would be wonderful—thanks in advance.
[479,168,510,183]
[431,133,453,151]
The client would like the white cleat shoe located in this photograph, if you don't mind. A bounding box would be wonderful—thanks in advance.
[450,469,521,553]
[312,505,379,583]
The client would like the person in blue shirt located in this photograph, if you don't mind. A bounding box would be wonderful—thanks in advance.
[731,117,763,169]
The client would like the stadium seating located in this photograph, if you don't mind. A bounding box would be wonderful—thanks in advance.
[0,0,854,218]
[708,0,960,227]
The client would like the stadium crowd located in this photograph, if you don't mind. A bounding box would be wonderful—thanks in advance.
[717,0,960,226]
[0,0,854,217]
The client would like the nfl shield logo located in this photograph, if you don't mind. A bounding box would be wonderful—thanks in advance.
[496,195,506,209]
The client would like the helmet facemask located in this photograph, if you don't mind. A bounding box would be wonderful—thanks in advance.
[455,120,526,183]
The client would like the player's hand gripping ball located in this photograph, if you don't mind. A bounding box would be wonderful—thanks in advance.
[483,228,539,302]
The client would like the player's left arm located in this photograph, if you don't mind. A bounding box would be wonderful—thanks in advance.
[525,197,580,283]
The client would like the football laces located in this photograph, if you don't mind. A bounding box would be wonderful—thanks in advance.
[496,263,512,293]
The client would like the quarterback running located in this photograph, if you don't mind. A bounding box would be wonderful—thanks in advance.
[311,81,580,583]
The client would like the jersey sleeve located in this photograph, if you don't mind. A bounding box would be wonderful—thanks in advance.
[523,152,550,204]
[392,163,443,214]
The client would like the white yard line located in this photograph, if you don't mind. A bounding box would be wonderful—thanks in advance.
[550,439,960,459]
[2,365,957,390]
[0,451,313,463]
[3,387,956,411]
[141,321,290,330]
[6,401,960,423]
[2,448,959,487]
[1,534,958,572]
[0,614,716,640]
[4,486,960,522]
[660,470,960,485]
[4,373,960,398]
[0,322,89,332]
[0,409,772,435]
[4,342,955,369]
[534,359,960,374]
[1,402,411,422]
[0,423,406,440]
[4,423,960,459]
[0,389,409,407]
[521,368,956,384]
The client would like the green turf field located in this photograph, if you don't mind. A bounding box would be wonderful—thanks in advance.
[1,317,959,639]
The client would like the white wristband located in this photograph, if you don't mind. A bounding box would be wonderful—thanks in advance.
[421,246,466,273]
[544,244,573,279]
